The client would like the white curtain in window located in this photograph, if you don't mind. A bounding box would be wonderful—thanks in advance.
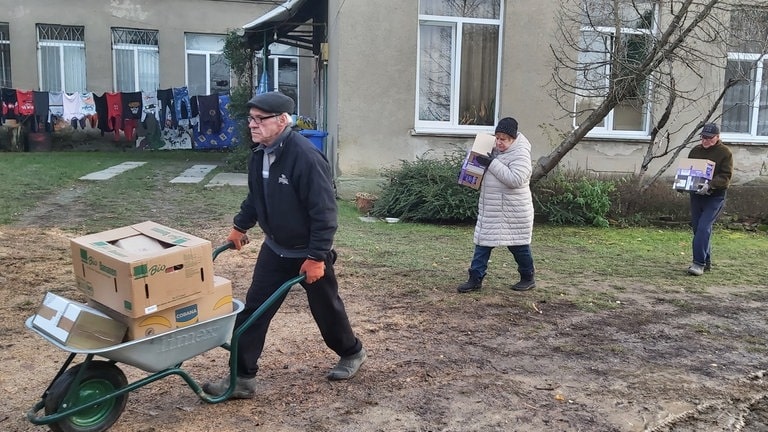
[722,60,753,134]
[137,49,159,92]
[459,24,498,125]
[114,49,135,91]
[63,45,86,92]
[418,24,452,122]
[40,45,62,91]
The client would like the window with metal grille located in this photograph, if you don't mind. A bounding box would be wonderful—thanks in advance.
[112,28,159,92]
[37,24,86,92]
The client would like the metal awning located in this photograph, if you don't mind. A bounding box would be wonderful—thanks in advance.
[242,0,326,54]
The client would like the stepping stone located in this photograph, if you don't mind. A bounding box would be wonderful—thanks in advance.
[205,172,248,187]
[170,164,218,184]
[79,162,147,180]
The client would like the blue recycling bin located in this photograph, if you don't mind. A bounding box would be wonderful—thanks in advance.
[299,129,328,152]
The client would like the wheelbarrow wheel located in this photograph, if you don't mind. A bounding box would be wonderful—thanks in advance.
[44,361,128,432]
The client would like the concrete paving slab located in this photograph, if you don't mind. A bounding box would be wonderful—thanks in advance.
[170,164,218,184]
[79,161,147,180]
[205,172,248,187]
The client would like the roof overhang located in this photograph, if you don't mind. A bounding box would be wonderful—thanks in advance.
[242,0,326,55]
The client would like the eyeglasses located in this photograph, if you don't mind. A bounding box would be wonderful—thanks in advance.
[247,114,280,124]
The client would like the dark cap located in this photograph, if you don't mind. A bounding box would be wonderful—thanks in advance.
[494,117,518,138]
[700,123,720,138]
[246,92,295,114]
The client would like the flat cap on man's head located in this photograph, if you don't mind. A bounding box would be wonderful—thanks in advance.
[700,122,720,138]
[246,92,295,114]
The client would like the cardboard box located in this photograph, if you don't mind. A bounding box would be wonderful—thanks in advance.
[458,133,496,190]
[673,158,715,191]
[71,221,214,318]
[32,292,127,349]
[90,275,234,341]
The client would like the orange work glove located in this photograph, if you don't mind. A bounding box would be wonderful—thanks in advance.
[226,228,249,250]
[300,259,326,284]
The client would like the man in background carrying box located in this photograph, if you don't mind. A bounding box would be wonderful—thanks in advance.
[680,122,733,276]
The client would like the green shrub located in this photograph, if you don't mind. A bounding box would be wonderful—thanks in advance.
[223,86,252,172]
[533,172,614,227]
[370,150,478,223]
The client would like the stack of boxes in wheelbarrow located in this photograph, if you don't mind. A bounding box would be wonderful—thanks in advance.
[32,221,233,348]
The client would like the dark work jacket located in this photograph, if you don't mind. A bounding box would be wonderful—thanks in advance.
[688,140,733,197]
[233,128,337,261]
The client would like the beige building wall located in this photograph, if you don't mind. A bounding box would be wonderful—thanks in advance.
[325,0,768,186]
[3,0,270,94]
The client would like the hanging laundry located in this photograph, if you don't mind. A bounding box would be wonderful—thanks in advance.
[15,89,35,117]
[105,92,123,140]
[156,88,174,130]
[94,93,111,135]
[32,90,49,132]
[172,86,192,128]
[2,87,18,123]
[80,92,97,128]
[197,94,222,134]
[141,90,160,127]
[121,91,142,141]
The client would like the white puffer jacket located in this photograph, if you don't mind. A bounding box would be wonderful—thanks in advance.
[473,132,534,246]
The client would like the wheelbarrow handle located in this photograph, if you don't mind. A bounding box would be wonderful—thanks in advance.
[212,235,249,261]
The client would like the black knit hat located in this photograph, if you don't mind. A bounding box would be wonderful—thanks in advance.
[495,117,518,138]
[246,92,295,114]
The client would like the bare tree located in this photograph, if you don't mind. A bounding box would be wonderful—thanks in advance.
[536,0,765,185]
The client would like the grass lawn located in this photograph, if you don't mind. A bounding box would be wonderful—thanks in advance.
[1,150,766,307]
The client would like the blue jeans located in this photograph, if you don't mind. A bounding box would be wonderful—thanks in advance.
[689,193,725,266]
[469,244,535,279]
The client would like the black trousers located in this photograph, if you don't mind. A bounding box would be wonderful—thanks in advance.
[235,243,362,378]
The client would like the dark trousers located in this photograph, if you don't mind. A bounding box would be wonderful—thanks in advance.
[690,193,725,266]
[469,244,535,280]
[235,243,362,378]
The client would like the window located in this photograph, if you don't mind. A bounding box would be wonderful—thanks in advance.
[416,0,501,133]
[255,43,299,111]
[185,33,230,96]
[0,23,11,88]
[721,8,768,140]
[574,0,656,136]
[112,28,159,92]
[37,24,86,92]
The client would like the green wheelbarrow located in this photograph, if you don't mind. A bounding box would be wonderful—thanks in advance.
[25,241,305,432]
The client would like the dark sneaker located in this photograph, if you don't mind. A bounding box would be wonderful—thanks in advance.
[511,279,536,291]
[202,375,257,399]
[704,262,711,272]
[327,348,367,380]
[687,263,705,276]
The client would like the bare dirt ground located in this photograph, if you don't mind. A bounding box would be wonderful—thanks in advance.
[3,204,768,431]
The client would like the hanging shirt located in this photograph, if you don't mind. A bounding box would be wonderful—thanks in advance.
[15,89,35,116]
[62,92,84,121]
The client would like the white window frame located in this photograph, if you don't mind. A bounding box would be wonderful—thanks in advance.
[37,24,86,93]
[575,2,657,139]
[184,33,230,97]
[0,23,10,88]
[111,28,159,92]
[256,43,300,112]
[415,4,503,135]
[721,53,768,142]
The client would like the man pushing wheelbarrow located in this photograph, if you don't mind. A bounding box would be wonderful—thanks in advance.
[203,92,367,398]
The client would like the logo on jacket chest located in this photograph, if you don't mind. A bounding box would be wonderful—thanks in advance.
[278,174,289,185]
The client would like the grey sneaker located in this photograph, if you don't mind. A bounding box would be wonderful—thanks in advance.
[687,263,705,276]
[327,348,367,381]
[202,375,257,399]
